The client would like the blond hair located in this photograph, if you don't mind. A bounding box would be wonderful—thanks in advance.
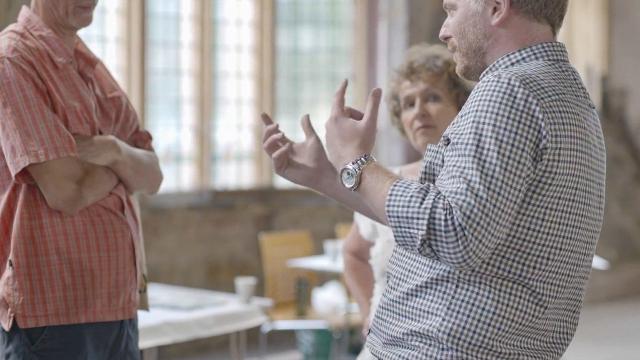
[388,43,473,136]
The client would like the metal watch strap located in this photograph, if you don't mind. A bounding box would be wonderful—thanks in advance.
[343,153,376,191]
[351,153,375,172]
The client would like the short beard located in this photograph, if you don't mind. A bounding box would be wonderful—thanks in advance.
[455,13,489,81]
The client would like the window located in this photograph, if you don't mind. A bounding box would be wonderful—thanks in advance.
[80,0,362,192]
[274,0,355,187]
[145,1,199,191]
[275,0,354,137]
[210,0,259,189]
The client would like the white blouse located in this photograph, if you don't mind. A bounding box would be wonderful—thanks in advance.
[352,211,395,325]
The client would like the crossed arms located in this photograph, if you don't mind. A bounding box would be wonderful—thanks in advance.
[0,56,163,216]
[28,135,163,216]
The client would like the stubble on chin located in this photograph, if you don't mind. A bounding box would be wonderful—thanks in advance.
[456,61,482,82]
[455,23,489,81]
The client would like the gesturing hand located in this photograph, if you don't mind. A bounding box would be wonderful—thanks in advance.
[325,80,382,169]
[261,113,335,190]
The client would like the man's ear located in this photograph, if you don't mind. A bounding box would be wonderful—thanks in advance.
[488,0,512,27]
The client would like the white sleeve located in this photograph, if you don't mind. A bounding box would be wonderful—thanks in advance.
[353,211,380,243]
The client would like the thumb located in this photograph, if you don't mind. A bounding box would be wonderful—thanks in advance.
[363,88,382,127]
[300,114,319,140]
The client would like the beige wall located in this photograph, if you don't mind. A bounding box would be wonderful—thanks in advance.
[610,0,640,141]
[559,0,609,110]
[599,0,640,263]
[558,0,640,263]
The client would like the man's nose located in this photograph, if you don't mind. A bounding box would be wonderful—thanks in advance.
[439,22,451,44]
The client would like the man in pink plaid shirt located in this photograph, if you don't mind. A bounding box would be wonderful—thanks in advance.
[0,1,163,358]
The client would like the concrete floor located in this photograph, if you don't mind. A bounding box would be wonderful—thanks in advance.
[564,296,640,360]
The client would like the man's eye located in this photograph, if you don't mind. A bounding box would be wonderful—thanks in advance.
[444,7,456,17]
[403,101,415,109]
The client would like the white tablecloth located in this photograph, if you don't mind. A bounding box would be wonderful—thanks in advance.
[287,255,343,274]
[138,282,269,349]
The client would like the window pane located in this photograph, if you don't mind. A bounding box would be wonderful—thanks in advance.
[274,0,354,187]
[78,1,126,87]
[210,0,258,189]
[146,0,198,192]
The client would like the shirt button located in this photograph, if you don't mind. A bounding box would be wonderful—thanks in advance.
[442,136,451,146]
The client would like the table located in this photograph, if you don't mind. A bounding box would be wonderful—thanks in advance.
[138,282,271,360]
[287,254,343,274]
[288,253,610,272]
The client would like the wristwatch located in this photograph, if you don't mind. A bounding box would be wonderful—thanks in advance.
[339,154,376,191]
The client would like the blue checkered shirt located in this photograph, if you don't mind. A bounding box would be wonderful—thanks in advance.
[367,42,606,359]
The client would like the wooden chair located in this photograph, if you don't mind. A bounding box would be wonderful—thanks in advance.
[334,222,353,240]
[257,230,331,355]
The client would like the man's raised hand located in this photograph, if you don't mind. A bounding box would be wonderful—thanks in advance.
[261,113,334,190]
[325,80,382,169]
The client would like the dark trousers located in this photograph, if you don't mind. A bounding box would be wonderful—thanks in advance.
[0,318,139,360]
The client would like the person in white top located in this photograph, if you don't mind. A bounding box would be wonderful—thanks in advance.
[341,43,473,360]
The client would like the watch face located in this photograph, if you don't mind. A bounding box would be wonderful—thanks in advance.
[341,168,357,188]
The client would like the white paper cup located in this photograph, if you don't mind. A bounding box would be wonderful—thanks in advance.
[234,276,257,304]
[323,239,339,261]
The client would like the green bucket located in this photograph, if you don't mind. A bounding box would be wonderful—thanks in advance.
[295,329,333,360]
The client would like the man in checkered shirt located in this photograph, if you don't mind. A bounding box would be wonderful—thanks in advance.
[262,0,606,358]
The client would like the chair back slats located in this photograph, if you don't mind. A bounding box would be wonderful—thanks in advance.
[258,230,317,305]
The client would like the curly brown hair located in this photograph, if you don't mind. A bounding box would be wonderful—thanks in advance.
[388,43,474,136]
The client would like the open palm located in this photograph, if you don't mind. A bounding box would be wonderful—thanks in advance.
[325,80,382,169]
[261,113,335,189]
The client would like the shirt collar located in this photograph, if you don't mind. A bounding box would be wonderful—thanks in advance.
[480,42,570,81]
[17,6,100,71]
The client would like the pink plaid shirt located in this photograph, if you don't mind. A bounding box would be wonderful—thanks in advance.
[0,7,150,329]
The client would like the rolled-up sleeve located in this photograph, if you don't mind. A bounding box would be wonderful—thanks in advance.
[0,57,77,184]
[386,75,545,270]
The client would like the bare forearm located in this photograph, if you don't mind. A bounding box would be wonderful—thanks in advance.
[344,253,374,320]
[110,144,163,194]
[74,134,162,194]
[32,161,118,216]
[353,163,398,224]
